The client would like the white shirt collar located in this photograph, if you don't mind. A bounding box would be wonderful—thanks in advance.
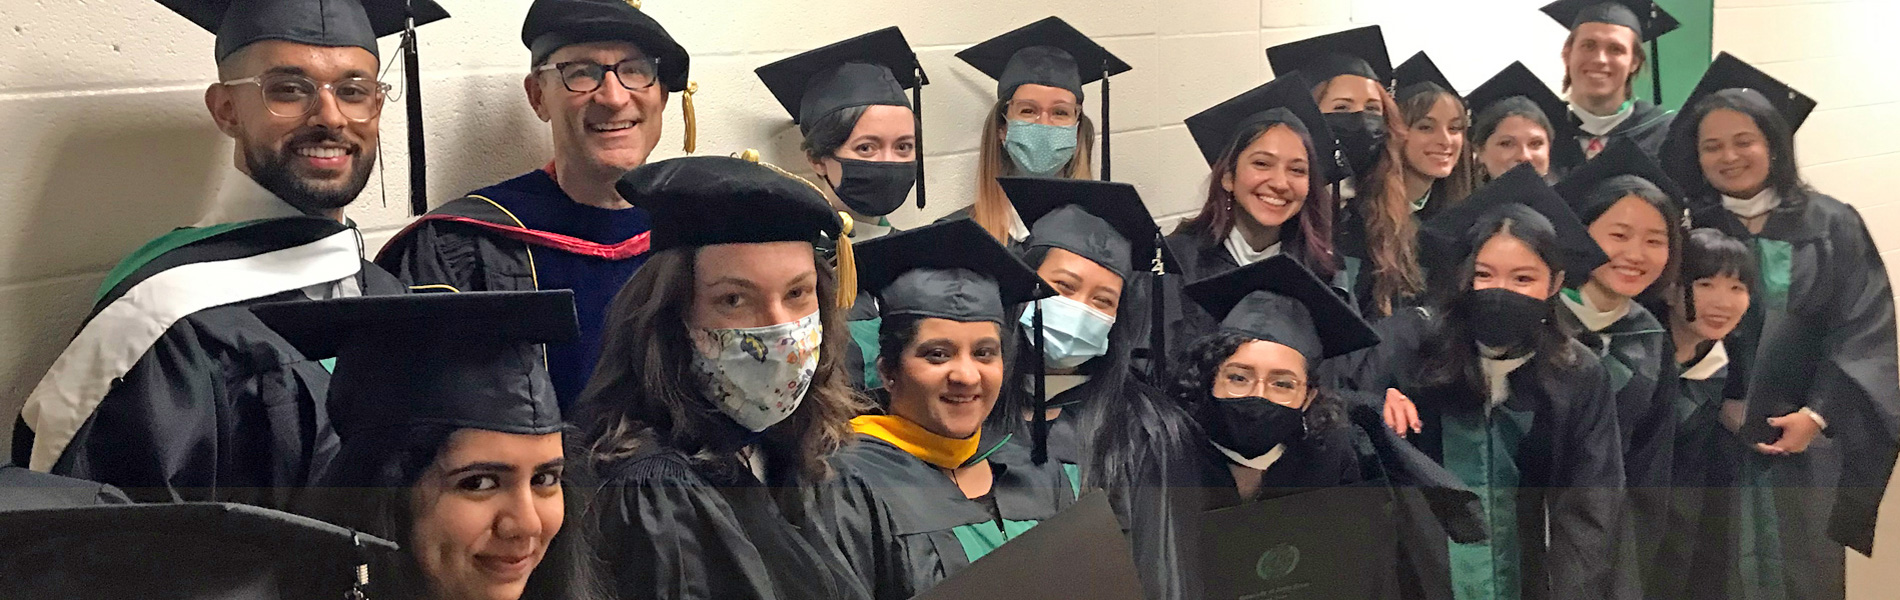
[1561,290,1631,333]
[1214,442,1288,472]
[194,168,327,227]
[1479,349,1534,409]
[1007,206,1031,243]
[1223,226,1283,266]
[1722,188,1781,220]
[1569,99,1635,137]
[1681,341,1730,381]
[1410,188,1433,213]
[850,217,894,241]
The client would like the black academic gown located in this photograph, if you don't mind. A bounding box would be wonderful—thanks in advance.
[1689,192,1900,599]
[12,217,404,511]
[825,433,1074,600]
[0,461,129,510]
[594,441,873,600]
[1156,228,1346,367]
[1553,100,1674,174]
[1334,309,1627,600]
[1113,397,1485,600]
[1655,342,1753,600]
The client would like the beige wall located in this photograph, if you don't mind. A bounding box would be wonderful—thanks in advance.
[1711,1,1900,595]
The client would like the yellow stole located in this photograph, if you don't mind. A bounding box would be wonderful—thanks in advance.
[851,414,981,470]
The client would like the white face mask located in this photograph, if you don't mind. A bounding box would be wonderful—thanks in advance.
[688,311,823,432]
[1019,295,1116,369]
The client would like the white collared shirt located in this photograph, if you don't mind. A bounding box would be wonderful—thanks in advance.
[1569,100,1635,137]
[1562,290,1632,333]
[194,169,331,227]
[1223,226,1283,266]
[1214,442,1288,472]
[1681,341,1730,382]
[1479,348,1534,410]
[1007,206,1031,243]
[1722,188,1782,220]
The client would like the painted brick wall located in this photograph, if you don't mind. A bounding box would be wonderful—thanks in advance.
[1711,1,1900,594]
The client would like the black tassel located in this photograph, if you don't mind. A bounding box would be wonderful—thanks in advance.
[1649,39,1664,105]
[1100,59,1112,182]
[402,6,427,216]
[1031,293,1049,466]
[1147,235,1167,383]
[913,64,928,210]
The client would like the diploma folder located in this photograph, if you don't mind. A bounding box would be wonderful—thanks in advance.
[1199,484,1398,600]
[916,491,1145,600]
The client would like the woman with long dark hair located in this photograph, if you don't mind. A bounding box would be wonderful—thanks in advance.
[950,17,1128,244]
[275,291,608,600]
[1390,52,1476,215]
[824,219,1069,600]
[1663,53,1899,599]
[1350,166,1626,600]
[577,156,872,600]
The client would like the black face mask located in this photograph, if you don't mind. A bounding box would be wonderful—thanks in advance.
[1323,111,1387,179]
[1460,287,1550,352]
[1198,395,1307,459]
[827,158,916,217]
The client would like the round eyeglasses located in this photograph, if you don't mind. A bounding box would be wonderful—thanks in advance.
[220,73,391,122]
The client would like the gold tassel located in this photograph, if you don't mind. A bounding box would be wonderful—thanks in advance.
[625,0,641,8]
[681,80,698,153]
[834,212,858,310]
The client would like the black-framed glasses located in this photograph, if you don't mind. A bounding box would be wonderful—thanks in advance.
[534,57,662,94]
[220,73,391,121]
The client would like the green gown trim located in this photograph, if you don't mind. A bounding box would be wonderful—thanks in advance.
[1443,404,1536,600]
[950,517,1043,564]
[1736,239,1794,600]
[96,220,260,302]
[1752,239,1792,312]
[849,317,884,389]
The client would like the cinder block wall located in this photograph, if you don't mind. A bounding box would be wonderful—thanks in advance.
[1710,1,1900,594]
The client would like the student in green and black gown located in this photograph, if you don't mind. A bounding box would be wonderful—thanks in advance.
[1539,0,1681,169]
[755,27,926,391]
[1347,166,1627,600]
[1664,53,1899,600]
[824,219,1072,600]
[1654,227,1756,600]
[1549,140,1685,594]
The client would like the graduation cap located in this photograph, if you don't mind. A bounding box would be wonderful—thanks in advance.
[1183,74,1346,186]
[0,502,399,599]
[617,155,842,253]
[1682,52,1818,133]
[1392,51,1457,99]
[158,0,448,61]
[1265,25,1393,88]
[252,291,578,438]
[1421,164,1609,282]
[159,0,450,216]
[757,27,920,132]
[1184,255,1380,361]
[998,177,1159,280]
[1553,139,1684,223]
[1467,61,1586,168]
[521,0,699,153]
[1540,0,1680,42]
[854,219,1051,325]
[956,16,1130,103]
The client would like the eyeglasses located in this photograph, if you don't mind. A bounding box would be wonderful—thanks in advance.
[535,58,662,94]
[1213,369,1307,404]
[1004,99,1082,126]
[220,73,390,122]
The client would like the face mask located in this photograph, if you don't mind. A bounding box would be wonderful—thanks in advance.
[1460,287,1550,352]
[1323,111,1387,179]
[1003,120,1079,177]
[1018,295,1115,369]
[827,158,915,217]
[1199,395,1307,460]
[688,311,823,432]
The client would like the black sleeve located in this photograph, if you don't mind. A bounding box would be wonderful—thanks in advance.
[373,220,490,292]
[596,463,782,600]
[1113,436,1209,600]
[1547,361,1628,600]
[1807,205,1900,554]
[820,468,915,600]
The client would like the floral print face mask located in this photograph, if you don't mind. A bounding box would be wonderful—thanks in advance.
[688,311,823,432]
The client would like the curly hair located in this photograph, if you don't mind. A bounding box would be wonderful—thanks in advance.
[1169,331,1347,438]
[1316,78,1426,317]
[575,245,868,483]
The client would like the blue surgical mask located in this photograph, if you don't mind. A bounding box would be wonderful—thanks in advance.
[1004,120,1079,177]
[1018,295,1115,369]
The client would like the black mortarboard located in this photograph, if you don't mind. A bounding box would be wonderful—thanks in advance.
[956,16,1131,103]
[855,219,1050,325]
[618,156,842,252]
[1540,0,1680,42]
[757,27,920,134]
[1185,255,1380,360]
[521,0,690,91]
[1421,164,1609,280]
[1183,73,1346,185]
[1553,139,1684,222]
[1683,52,1817,133]
[1392,51,1457,99]
[1266,26,1392,88]
[0,502,398,599]
[999,177,1159,280]
[252,291,578,438]
[159,0,449,61]
[1467,61,1585,168]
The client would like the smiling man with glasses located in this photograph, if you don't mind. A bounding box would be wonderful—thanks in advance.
[14,0,447,511]
[376,0,692,410]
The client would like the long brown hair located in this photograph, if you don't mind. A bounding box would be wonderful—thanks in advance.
[576,245,866,483]
[1174,121,1337,280]
[1396,83,1477,206]
[1317,80,1423,317]
[972,99,1096,241]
